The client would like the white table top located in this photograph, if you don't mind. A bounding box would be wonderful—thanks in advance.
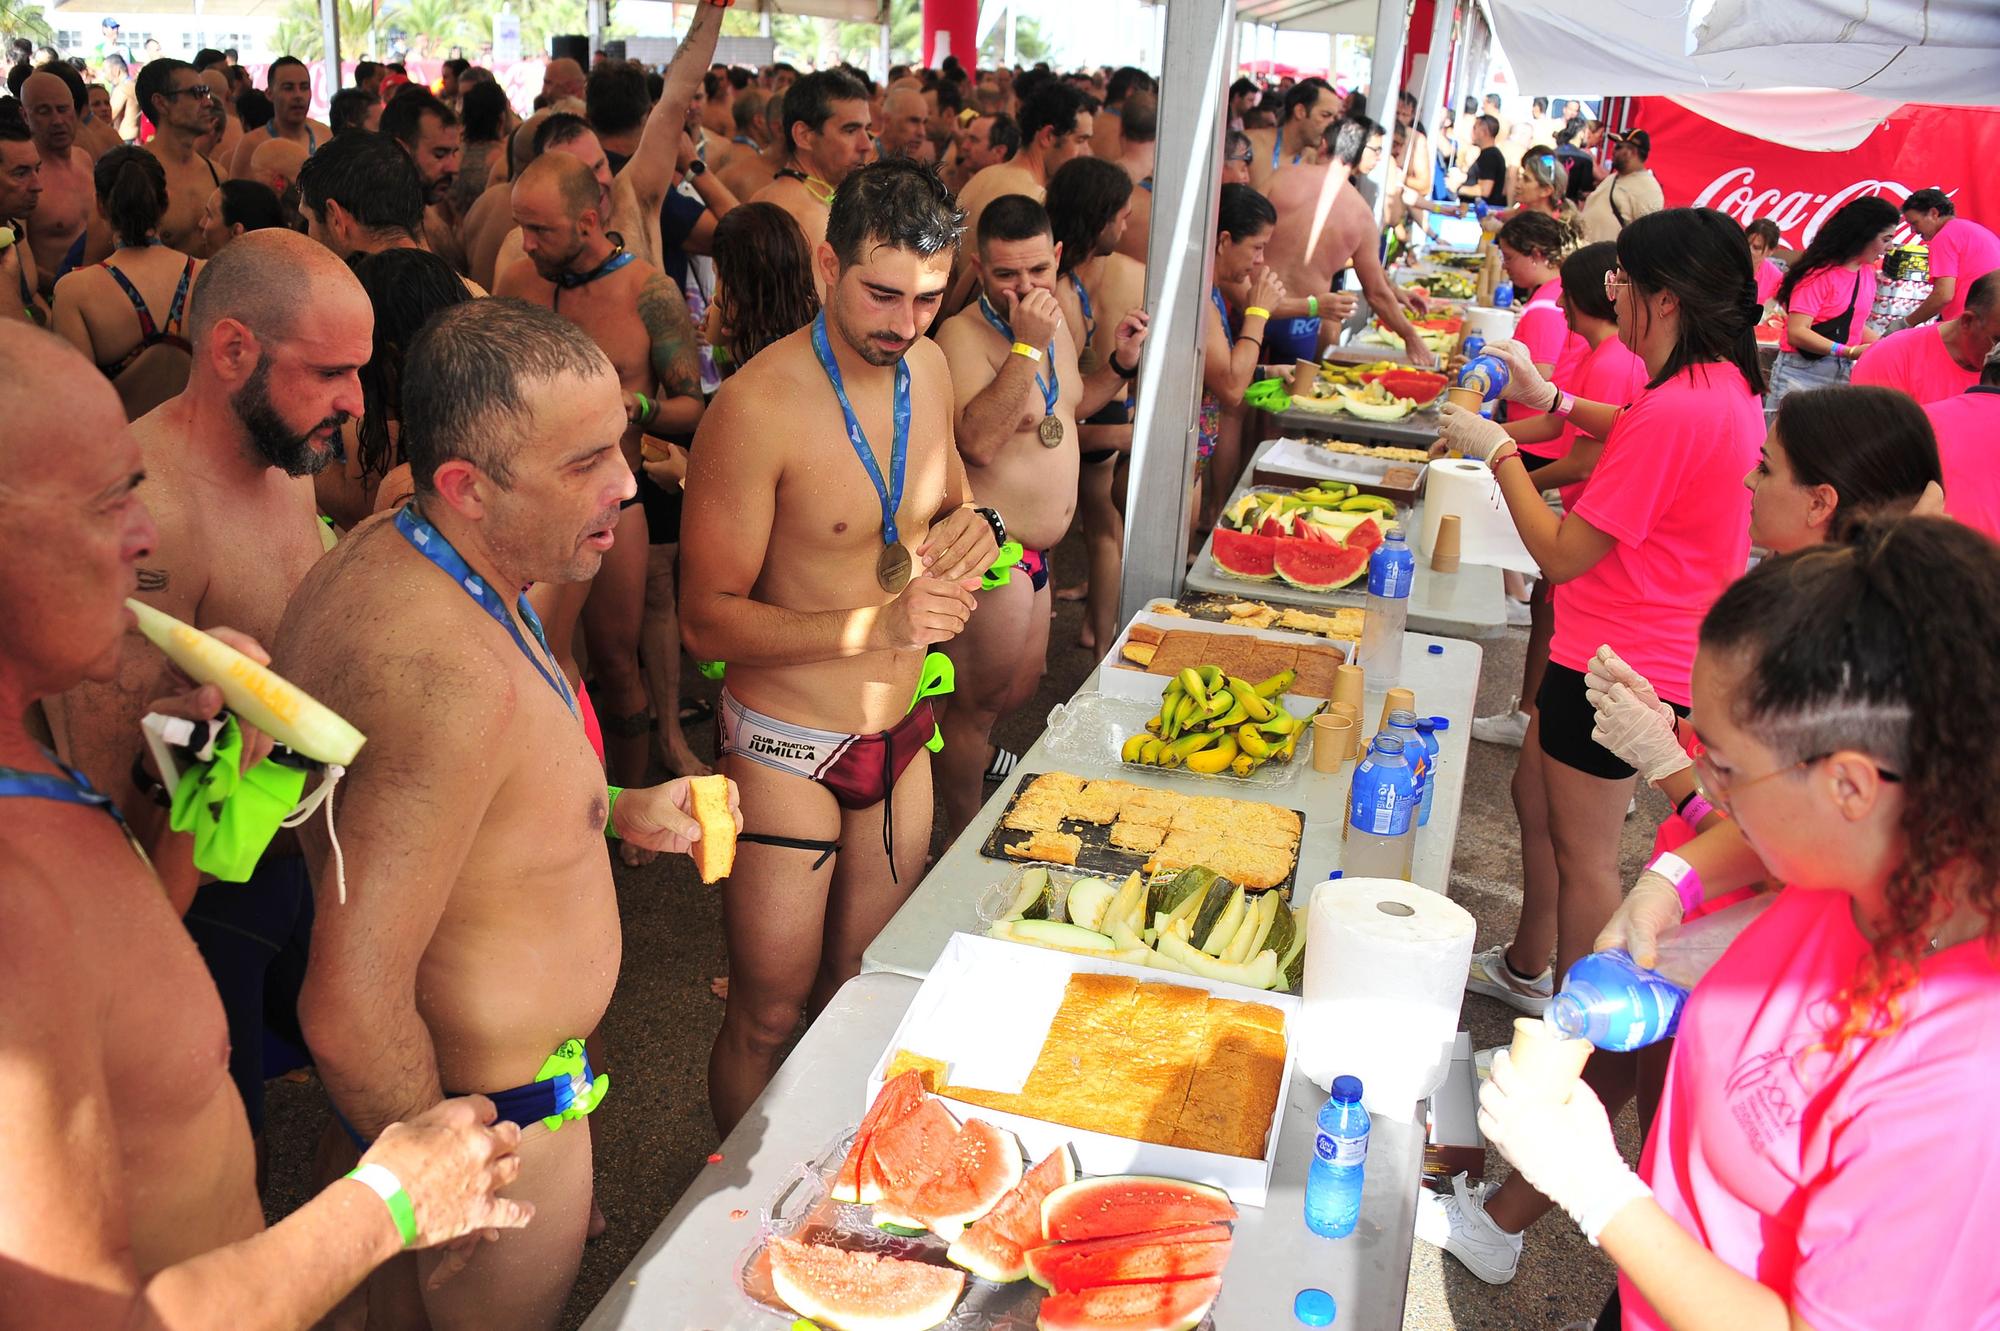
[579,971,1427,1331]
[862,629,1482,982]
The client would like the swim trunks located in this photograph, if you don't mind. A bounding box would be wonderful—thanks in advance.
[336,1037,606,1147]
[1264,315,1322,363]
[1014,547,1050,593]
[720,690,937,812]
[638,468,683,545]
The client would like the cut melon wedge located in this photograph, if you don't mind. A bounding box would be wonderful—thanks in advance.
[1042,1175,1237,1244]
[881,1118,1022,1243]
[833,1073,926,1204]
[1025,1223,1234,1291]
[768,1237,965,1331]
[946,1145,1079,1283]
[1035,1275,1223,1331]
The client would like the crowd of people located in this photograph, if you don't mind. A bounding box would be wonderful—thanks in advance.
[5,7,2000,1331]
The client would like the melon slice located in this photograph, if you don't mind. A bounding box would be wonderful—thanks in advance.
[834,1073,927,1204]
[882,1118,1022,1243]
[1041,1176,1237,1244]
[1035,1275,1222,1331]
[946,1145,1079,1283]
[1211,527,1278,580]
[1341,512,1385,553]
[767,1236,965,1331]
[867,1098,961,1200]
[1031,1231,1232,1295]
[1024,1223,1233,1291]
[1272,536,1369,592]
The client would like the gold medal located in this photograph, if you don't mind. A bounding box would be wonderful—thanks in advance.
[1038,414,1065,448]
[1078,346,1101,375]
[876,541,912,594]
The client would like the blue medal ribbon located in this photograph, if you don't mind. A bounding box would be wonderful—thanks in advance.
[395,505,577,715]
[977,295,1059,418]
[555,237,636,289]
[0,748,147,863]
[1211,286,1236,341]
[810,311,909,548]
[1066,271,1096,348]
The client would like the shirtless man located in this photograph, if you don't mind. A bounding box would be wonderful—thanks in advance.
[1263,117,1435,366]
[717,90,785,201]
[81,81,123,157]
[497,152,705,793]
[541,56,586,107]
[933,194,1147,841]
[747,68,873,259]
[1247,77,1336,191]
[877,86,932,163]
[103,53,140,143]
[948,81,1093,310]
[463,111,550,290]
[136,59,224,255]
[296,129,482,297]
[684,161,998,1132]
[1089,65,1152,164]
[1,119,47,325]
[950,112,1017,195]
[20,71,92,296]
[247,135,306,203]
[47,231,371,1145]
[0,320,531,1331]
[231,57,329,181]
[1110,91,1155,265]
[198,68,243,175]
[271,298,732,1331]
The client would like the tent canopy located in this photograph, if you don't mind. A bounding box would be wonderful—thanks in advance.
[1490,0,2000,103]
[1231,0,1380,36]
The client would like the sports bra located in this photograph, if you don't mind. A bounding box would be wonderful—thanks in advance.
[99,255,196,376]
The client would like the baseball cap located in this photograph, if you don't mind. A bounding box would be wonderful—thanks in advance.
[1610,128,1650,158]
[102,16,121,27]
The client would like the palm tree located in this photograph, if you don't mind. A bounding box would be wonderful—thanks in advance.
[381,0,471,59]
[0,0,53,46]
[272,0,377,60]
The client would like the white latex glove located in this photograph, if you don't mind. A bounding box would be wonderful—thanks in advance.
[1478,1050,1652,1246]
[1584,645,1689,784]
[1435,401,1511,463]
[1593,869,1685,969]
[1479,337,1553,407]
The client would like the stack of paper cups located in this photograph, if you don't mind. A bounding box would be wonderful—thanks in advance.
[1299,878,1476,1110]
[1432,515,1462,572]
[1332,663,1365,715]
[1329,701,1362,759]
[1289,359,1320,396]
[1379,687,1416,730]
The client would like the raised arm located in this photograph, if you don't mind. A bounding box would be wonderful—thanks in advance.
[619,2,726,216]
[1075,307,1149,418]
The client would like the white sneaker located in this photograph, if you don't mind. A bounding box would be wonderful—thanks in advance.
[1506,596,1532,627]
[1466,943,1554,1015]
[1414,1172,1522,1285]
[1471,706,1530,748]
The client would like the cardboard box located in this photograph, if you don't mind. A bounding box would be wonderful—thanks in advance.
[1423,1030,1486,1188]
[866,932,1302,1208]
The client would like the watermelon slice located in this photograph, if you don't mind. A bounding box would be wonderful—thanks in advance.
[1210,528,1277,581]
[1024,1223,1233,1291]
[768,1236,965,1331]
[1036,1275,1222,1331]
[1341,513,1385,554]
[868,1099,961,1201]
[1031,1233,1231,1295]
[1273,536,1369,592]
[882,1118,1022,1243]
[834,1073,927,1204]
[1041,1176,1237,1244]
[947,1145,1079,1282]
[1256,513,1290,540]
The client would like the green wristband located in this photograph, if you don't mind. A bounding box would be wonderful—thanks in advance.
[346,1163,419,1249]
[633,391,655,426]
[1307,294,1319,318]
[605,785,624,839]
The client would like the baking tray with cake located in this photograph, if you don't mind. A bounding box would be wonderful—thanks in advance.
[1104,614,1353,693]
[1154,595,1368,643]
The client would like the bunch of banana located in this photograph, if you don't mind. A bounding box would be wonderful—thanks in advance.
[1124,665,1312,777]
[1317,359,1400,387]
[1290,485,1398,516]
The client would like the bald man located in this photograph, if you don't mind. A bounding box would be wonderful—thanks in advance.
[717,90,785,202]
[497,152,704,799]
[248,135,306,203]
[20,70,93,297]
[542,56,586,107]
[48,229,373,1144]
[0,320,532,1331]
[877,86,932,164]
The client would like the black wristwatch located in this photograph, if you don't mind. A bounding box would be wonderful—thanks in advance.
[685,157,707,178]
[971,504,1007,547]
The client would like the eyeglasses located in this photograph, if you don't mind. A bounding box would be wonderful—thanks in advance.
[1692,747,1902,817]
[163,84,214,100]
[1603,268,1629,300]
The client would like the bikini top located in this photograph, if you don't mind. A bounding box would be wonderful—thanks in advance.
[99,254,196,376]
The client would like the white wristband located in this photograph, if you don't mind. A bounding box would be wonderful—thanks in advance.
[1573,1168,1653,1247]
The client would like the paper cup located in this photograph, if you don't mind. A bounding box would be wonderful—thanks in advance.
[1379,687,1417,731]
[1289,358,1321,395]
[1508,1016,1593,1102]
[1332,663,1365,713]
[1431,514,1462,573]
[1311,714,1353,772]
[1446,385,1484,412]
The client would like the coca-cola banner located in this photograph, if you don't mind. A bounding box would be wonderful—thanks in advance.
[1632,97,2000,250]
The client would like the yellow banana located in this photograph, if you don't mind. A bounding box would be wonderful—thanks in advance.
[1121,733,1149,763]
[1197,665,1225,692]
[1276,729,1300,762]
[1229,680,1277,723]
[1252,668,1296,699]
[1139,736,1166,765]
[1176,668,1209,709]
[1210,698,1249,729]
[1237,724,1279,759]
[1184,735,1239,774]
[1230,752,1260,777]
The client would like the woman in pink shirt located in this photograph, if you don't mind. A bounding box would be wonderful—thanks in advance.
[1480,516,2000,1331]
[1765,196,1898,418]
[1745,218,1785,306]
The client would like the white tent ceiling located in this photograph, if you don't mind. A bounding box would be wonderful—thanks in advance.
[1230,0,1380,36]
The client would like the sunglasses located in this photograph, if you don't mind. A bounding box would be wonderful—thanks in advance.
[163,84,214,100]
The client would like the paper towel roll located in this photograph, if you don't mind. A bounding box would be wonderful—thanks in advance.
[1420,459,1539,576]
[1298,878,1475,1113]
[1462,305,1518,344]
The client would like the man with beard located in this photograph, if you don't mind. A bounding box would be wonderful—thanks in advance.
[932,194,1147,842]
[683,161,996,1132]
[136,59,224,256]
[497,151,704,802]
[947,81,1094,311]
[949,112,1017,194]
[380,89,465,269]
[748,67,874,258]
[47,229,371,1148]
[299,130,486,296]
[231,56,330,180]
[19,70,93,296]
[272,298,732,1331]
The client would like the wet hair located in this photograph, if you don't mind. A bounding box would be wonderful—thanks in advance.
[214,178,287,234]
[237,89,273,132]
[1018,80,1089,146]
[1120,90,1156,145]
[1323,115,1373,169]
[1106,66,1154,105]
[1496,209,1574,264]
[135,57,196,124]
[783,67,868,151]
[978,192,1053,250]
[711,202,818,368]
[825,158,962,269]
[1217,182,1276,241]
[1281,78,1331,125]
[350,246,472,484]
[1901,187,1952,218]
[329,87,376,136]
[1617,207,1767,394]
[1775,196,1900,309]
[402,297,612,492]
[1772,386,1941,539]
[1745,217,1782,251]
[585,60,649,138]
[533,111,594,156]
[267,55,307,89]
[460,81,509,142]
[379,88,455,150]
[93,145,167,248]
[1558,242,1620,323]
[297,130,425,242]
[1045,155,1132,277]
[1700,516,2000,1057]
[984,113,1021,160]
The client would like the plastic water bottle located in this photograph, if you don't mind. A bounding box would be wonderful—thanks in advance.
[1493,277,1515,308]
[1547,950,1689,1051]
[1304,1075,1371,1238]
[1357,529,1415,683]
[1414,717,1444,826]
[1385,710,1428,818]
[1344,736,1417,879]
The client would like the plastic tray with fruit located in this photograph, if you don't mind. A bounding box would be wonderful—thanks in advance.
[1117,666,1317,782]
[1039,691,1310,788]
[1209,485,1398,591]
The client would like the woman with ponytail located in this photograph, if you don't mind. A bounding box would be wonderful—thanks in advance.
[49,145,201,419]
[1765,194,1899,414]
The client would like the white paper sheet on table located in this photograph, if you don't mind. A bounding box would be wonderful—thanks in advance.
[1419,459,1540,576]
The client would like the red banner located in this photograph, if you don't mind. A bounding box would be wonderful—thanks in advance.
[1631,97,2000,250]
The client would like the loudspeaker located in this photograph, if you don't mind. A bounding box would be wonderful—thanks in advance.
[549,34,589,64]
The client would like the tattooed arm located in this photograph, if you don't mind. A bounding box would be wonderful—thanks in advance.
[619,2,725,216]
[640,269,707,434]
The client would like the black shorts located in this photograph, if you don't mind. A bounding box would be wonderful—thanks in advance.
[1520,450,1556,475]
[639,469,683,546]
[1535,660,1688,780]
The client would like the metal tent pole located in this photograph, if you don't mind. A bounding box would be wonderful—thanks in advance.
[1416,0,1455,134]
[588,0,606,58]
[1116,0,1235,620]
[1364,0,1410,220]
[319,0,341,93]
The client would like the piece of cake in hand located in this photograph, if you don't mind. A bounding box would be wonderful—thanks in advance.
[688,774,737,883]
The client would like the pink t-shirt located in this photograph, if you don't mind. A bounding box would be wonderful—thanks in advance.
[1925,387,2000,541]
[1554,363,1760,705]
[1851,324,1979,405]
[1754,258,1784,306]
[1926,216,2000,321]
[1777,264,1877,353]
[1552,335,1647,513]
[1627,886,2000,1331]
[1514,276,1589,458]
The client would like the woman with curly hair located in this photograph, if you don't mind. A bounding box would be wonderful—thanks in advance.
[705,201,819,374]
[1480,515,2000,1331]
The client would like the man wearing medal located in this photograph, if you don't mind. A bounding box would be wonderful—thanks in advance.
[748,67,875,265]
[932,193,1149,844]
[681,161,998,1135]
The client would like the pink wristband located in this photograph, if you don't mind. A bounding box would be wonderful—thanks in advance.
[1679,793,1716,830]
[1650,851,1704,915]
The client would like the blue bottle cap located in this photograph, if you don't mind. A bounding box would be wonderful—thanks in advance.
[1294,1288,1337,1325]
[1331,1074,1364,1102]
[1428,715,1450,730]
[1428,643,1444,654]
[1325,870,1343,880]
